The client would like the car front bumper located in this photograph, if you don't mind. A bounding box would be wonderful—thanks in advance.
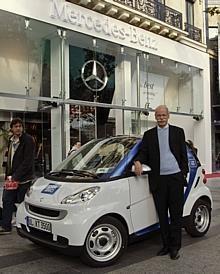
[16,201,93,249]
[16,226,82,255]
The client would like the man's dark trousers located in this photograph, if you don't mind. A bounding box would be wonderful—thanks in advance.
[1,183,30,231]
[152,172,184,251]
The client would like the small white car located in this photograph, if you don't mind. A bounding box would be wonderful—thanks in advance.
[16,136,212,267]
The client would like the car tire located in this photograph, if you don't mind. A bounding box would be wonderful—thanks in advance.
[185,199,211,237]
[80,216,128,267]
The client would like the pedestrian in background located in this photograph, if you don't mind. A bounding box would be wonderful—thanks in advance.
[134,105,188,260]
[68,141,81,156]
[0,118,35,234]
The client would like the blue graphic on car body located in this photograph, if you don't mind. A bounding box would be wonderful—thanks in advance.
[184,148,199,202]
[110,139,142,178]
[41,183,61,194]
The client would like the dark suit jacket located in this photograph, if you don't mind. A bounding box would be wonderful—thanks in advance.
[135,125,189,193]
[5,133,35,182]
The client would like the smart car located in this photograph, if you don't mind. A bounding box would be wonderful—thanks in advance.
[16,136,212,267]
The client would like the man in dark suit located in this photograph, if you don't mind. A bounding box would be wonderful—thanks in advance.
[134,105,188,260]
[0,118,35,234]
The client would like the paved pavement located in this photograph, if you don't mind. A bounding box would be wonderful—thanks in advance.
[0,178,220,273]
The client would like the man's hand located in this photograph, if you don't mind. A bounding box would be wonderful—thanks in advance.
[134,161,143,176]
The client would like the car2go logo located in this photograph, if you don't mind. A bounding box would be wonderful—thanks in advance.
[41,183,61,194]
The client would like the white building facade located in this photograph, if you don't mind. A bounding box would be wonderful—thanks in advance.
[0,0,212,174]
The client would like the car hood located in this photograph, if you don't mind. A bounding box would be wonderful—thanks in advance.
[25,177,100,206]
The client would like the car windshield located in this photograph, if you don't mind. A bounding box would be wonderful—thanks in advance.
[52,137,137,179]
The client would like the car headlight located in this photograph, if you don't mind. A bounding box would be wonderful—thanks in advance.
[61,186,100,204]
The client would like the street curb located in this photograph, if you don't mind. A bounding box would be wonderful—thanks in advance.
[206,173,220,179]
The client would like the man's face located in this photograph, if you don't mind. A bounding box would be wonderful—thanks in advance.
[11,123,23,137]
[76,142,81,149]
[155,107,169,128]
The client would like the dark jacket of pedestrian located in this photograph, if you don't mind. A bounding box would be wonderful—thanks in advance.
[0,118,35,234]
[5,133,35,182]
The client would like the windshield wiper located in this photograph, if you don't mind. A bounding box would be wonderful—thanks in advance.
[72,169,99,178]
[48,171,61,176]
[49,169,99,178]
[48,170,75,176]
[60,169,76,175]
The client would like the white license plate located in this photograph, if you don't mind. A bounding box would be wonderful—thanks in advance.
[27,217,52,233]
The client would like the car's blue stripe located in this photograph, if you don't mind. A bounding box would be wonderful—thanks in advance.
[135,223,160,236]
[110,140,142,177]
[184,149,198,202]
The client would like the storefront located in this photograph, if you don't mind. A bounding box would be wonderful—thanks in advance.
[0,0,212,175]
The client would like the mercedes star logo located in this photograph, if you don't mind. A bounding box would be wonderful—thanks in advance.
[81,60,108,92]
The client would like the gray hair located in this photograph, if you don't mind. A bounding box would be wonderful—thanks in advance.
[155,105,169,114]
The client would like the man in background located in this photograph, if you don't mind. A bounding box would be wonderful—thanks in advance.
[68,141,81,156]
[0,118,35,234]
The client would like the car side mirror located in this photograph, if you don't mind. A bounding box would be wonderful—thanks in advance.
[131,164,151,174]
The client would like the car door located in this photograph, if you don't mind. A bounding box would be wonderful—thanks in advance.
[128,174,158,233]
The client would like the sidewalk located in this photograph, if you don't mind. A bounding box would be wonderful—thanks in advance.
[107,230,220,274]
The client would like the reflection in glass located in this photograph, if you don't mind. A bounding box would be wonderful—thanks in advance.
[54,137,137,178]
[69,44,115,138]
[69,104,95,145]
[1,105,52,177]
[0,10,57,114]
[138,53,203,115]
[139,54,166,110]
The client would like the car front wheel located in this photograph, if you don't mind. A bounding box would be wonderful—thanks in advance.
[80,216,128,267]
[185,199,211,237]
